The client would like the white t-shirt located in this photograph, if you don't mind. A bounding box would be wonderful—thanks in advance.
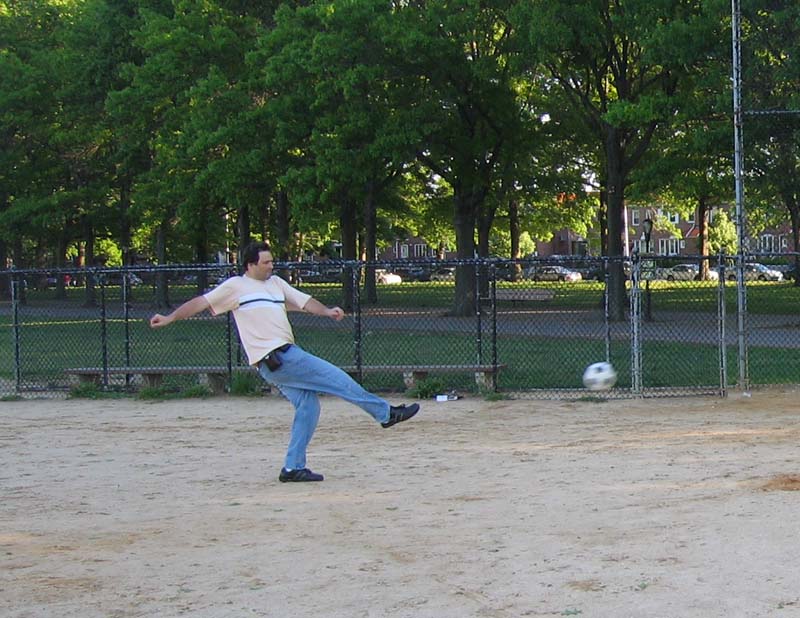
[203,274,312,365]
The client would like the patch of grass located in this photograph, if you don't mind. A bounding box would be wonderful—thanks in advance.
[482,390,510,401]
[68,382,127,399]
[228,371,263,396]
[408,377,446,399]
[0,394,24,401]
[137,384,212,400]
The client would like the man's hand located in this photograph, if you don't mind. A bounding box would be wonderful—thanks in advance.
[149,313,173,328]
[327,306,345,321]
[148,296,210,329]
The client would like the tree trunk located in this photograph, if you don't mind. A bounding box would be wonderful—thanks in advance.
[82,218,96,308]
[54,232,68,300]
[155,220,170,309]
[508,199,520,281]
[275,190,290,260]
[696,198,710,279]
[786,196,800,288]
[194,218,209,294]
[339,199,358,312]
[0,239,9,300]
[363,182,377,304]
[120,180,133,266]
[605,130,627,322]
[452,191,478,317]
[476,203,498,297]
[236,204,251,264]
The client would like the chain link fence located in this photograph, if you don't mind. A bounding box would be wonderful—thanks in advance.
[1,254,798,399]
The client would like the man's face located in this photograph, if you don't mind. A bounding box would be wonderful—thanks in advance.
[248,251,274,280]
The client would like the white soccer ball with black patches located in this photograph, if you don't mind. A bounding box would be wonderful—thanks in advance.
[582,361,617,391]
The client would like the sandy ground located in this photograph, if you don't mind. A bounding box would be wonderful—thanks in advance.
[3,390,800,618]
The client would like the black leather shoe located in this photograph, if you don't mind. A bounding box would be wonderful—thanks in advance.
[381,403,420,428]
[279,468,324,482]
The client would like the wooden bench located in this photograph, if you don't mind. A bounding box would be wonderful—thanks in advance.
[341,364,506,389]
[494,288,555,303]
[66,363,506,393]
[65,366,256,395]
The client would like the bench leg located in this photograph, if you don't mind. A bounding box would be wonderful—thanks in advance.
[206,373,227,395]
[474,371,494,389]
[141,373,164,389]
[76,374,101,386]
[403,371,429,389]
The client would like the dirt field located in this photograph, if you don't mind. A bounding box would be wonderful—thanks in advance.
[3,389,800,618]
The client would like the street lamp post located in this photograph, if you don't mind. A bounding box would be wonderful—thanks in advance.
[642,218,653,322]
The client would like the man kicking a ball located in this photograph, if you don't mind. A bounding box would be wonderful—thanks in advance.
[149,241,420,483]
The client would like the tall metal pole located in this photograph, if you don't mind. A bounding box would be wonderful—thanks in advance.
[731,0,749,389]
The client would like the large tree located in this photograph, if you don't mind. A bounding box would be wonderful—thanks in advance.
[513,0,726,319]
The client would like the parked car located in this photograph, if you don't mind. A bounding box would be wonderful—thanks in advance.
[296,266,342,283]
[782,264,800,281]
[102,272,144,286]
[661,263,719,282]
[374,269,402,284]
[726,263,783,282]
[393,265,431,282]
[430,267,456,282]
[524,265,582,282]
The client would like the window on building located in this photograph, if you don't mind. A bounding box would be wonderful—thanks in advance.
[400,244,409,258]
[631,209,640,226]
[668,212,680,224]
[658,238,682,255]
[759,234,777,253]
[413,244,427,258]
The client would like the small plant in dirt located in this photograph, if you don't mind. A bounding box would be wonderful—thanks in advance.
[229,372,263,396]
[68,383,125,399]
[408,377,446,399]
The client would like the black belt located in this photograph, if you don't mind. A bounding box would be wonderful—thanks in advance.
[262,344,292,372]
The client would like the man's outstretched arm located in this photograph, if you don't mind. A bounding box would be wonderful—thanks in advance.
[150,296,211,328]
[303,297,344,321]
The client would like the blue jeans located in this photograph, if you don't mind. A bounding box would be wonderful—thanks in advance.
[257,345,391,470]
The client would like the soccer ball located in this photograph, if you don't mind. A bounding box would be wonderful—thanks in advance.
[582,362,617,391]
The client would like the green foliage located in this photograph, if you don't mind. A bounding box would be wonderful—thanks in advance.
[408,377,446,399]
[708,210,738,254]
[68,382,126,399]
[0,0,797,276]
[137,384,212,400]
[229,371,264,396]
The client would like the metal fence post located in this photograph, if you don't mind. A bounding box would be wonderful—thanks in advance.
[475,259,483,365]
[99,275,109,388]
[630,253,643,395]
[352,262,363,381]
[226,312,233,387]
[11,275,21,393]
[735,252,749,390]
[123,273,132,386]
[717,254,728,396]
[603,259,611,364]
[490,262,498,392]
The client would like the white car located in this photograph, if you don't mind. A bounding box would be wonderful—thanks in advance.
[726,263,783,282]
[662,263,719,281]
[524,265,582,282]
[375,269,402,284]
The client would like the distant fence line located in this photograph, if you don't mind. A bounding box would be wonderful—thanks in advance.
[1,253,799,399]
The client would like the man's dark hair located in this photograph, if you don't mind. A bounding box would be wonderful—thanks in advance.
[242,241,271,269]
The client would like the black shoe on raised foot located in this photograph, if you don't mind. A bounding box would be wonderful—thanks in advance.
[381,403,420,428]
[279,467,324,483]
